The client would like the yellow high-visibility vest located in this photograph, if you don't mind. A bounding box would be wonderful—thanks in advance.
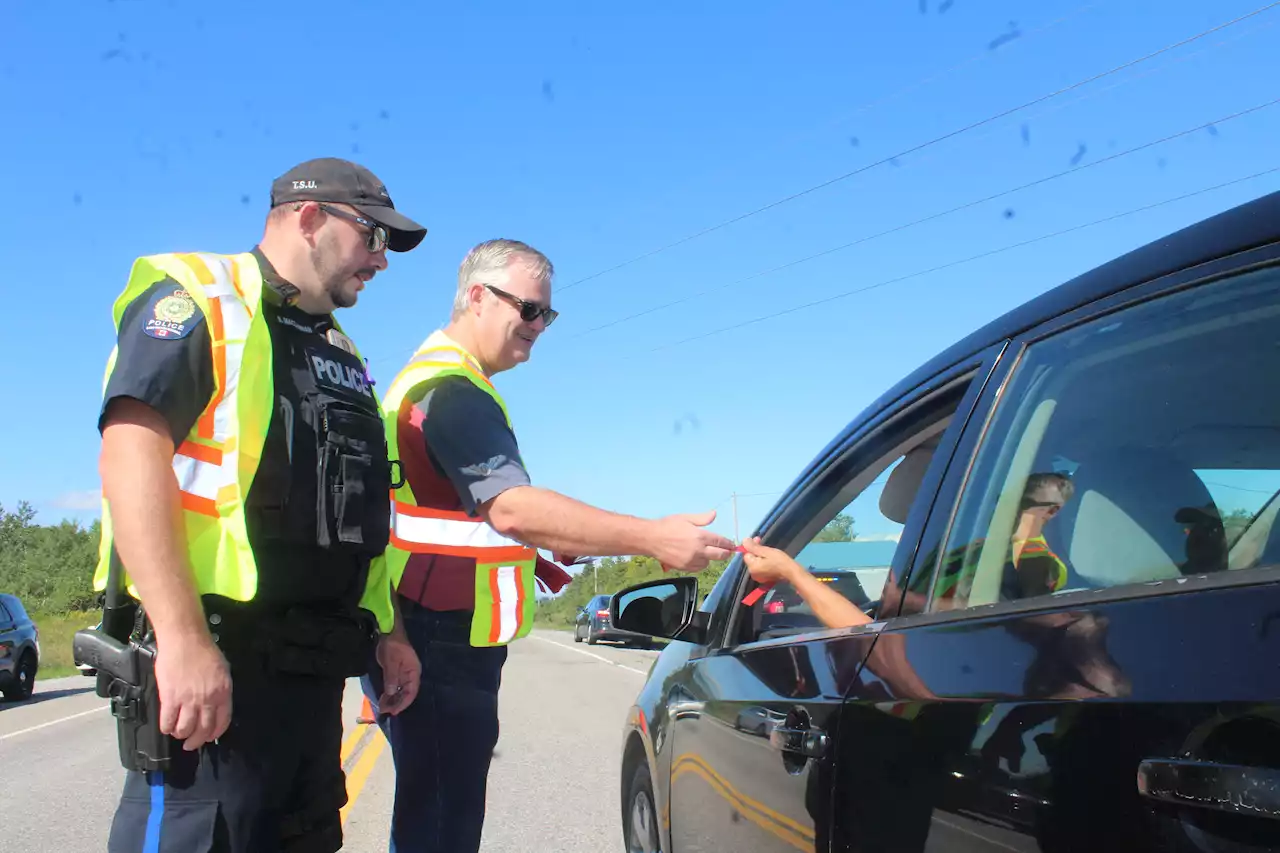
[92,251,395,634]
[367,330,537,647]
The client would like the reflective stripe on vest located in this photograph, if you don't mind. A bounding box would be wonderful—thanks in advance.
[92,251,396,634]
[372,329,537,647]
[391,503,532,562]
[171,253,253,517]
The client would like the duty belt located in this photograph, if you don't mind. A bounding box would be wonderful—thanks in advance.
[209,603,378,679]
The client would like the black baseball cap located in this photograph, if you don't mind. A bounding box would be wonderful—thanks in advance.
[270,157,427,252]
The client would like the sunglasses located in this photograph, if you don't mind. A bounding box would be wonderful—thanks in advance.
[485,285,559,326]
[318,204,389,254]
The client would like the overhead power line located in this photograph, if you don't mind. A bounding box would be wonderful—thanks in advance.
[629,165,1280,357]
[559,1,1280,293]
[591,1,1110,224]
[568,96,1280,341]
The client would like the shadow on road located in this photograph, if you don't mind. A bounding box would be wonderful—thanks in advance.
[0,685,97,710]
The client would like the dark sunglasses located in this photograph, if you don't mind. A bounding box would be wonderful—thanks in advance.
[318,204,389,253]
[485,285,558,326]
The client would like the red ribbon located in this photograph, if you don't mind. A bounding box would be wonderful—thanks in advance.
[741,583,774,606]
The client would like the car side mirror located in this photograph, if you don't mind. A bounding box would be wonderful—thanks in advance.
[610,577,709,645]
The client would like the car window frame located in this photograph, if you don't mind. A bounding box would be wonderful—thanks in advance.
[703,342,1009,655]
[893,244,1280,631]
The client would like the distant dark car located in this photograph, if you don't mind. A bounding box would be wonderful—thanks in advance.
[575,593,651,647]
[0,594,40,701]
[611,190,1280,852]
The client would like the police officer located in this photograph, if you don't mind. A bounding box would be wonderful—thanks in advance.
[94,157,426,853]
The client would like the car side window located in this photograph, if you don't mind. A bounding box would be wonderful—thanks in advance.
[751,460,914,640]
[928,265,1280,613]
[0,603,11,626]
[731,385,971,646]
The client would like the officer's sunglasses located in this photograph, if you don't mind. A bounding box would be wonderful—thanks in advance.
[485,285,559,327]
[318,203,389,254]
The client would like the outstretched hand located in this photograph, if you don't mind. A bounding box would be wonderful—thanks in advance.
[653,510,735,573]
[740,536,803,585]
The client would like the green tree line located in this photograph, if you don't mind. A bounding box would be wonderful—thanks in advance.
[0,502,102,614]
[1,496,1260,623]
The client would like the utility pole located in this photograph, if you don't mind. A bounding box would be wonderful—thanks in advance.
[732,492,740,543]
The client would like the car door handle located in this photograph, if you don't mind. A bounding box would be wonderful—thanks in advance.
[769,725,829,759]
[1137,759,1280,819]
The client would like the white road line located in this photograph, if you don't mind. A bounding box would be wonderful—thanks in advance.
[0,704,108,743]
[530,635,650,676]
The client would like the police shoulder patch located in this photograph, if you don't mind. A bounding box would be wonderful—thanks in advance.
[143,286,201,340]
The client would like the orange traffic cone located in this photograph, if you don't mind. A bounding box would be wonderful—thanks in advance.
[356,695,377,725]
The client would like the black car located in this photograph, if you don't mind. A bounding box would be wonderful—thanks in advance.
[611,189,1280,853]
[575,593,653,647]
[0,593,40,701]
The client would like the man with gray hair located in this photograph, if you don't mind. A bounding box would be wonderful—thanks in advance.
[363,238,735,852]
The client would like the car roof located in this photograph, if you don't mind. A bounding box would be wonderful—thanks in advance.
[791,191,1280,467]
[763,190,1280,528]
[868,190,1280,424]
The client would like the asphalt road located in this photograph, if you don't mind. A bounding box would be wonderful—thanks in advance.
[0,629,659,853]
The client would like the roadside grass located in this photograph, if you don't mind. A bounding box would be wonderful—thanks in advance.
[31,610,97,679]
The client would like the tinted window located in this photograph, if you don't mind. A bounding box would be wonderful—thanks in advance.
[740,414,960,642]
[0,602,11,625]
[929,266,1280,612]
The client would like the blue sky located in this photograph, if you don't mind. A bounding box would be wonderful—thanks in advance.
[3,0,1279,548]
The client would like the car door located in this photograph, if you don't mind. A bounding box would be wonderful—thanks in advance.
[828,249,1280,852]
[665,347,1005,853]
[0,601,15,678]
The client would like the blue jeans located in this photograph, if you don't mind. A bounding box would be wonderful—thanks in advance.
[361,603,507,853]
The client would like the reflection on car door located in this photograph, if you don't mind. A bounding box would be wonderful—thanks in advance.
[830,260,1280,852]
[665,355,999,852]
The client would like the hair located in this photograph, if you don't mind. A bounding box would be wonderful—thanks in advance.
[453,239,554,318]
[1023,472,1075,505]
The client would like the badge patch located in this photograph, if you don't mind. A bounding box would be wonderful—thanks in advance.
[325,328,358,355]
[461,455,507,478]
[143,288,200,340]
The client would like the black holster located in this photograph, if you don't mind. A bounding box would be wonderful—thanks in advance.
[72,552,170,773]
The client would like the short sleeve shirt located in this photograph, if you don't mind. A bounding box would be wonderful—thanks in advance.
[415,376,531,514]
[98,280,215,444]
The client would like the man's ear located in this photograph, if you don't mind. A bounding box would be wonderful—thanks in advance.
[467,282,488,314]
[296,202,325,241]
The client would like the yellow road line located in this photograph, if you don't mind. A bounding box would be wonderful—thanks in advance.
[340,720,375,765]
[340,727,387,826]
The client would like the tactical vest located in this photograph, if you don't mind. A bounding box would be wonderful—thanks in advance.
[368,330,537,647]
[92,252,396,634]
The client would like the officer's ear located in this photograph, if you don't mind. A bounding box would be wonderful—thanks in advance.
[295,202,326,241]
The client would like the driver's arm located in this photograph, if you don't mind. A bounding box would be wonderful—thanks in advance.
[741,538,872,630]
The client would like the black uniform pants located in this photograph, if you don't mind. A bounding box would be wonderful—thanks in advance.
[106,667,347,853]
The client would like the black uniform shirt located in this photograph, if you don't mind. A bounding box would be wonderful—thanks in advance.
[99,249,375,608]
